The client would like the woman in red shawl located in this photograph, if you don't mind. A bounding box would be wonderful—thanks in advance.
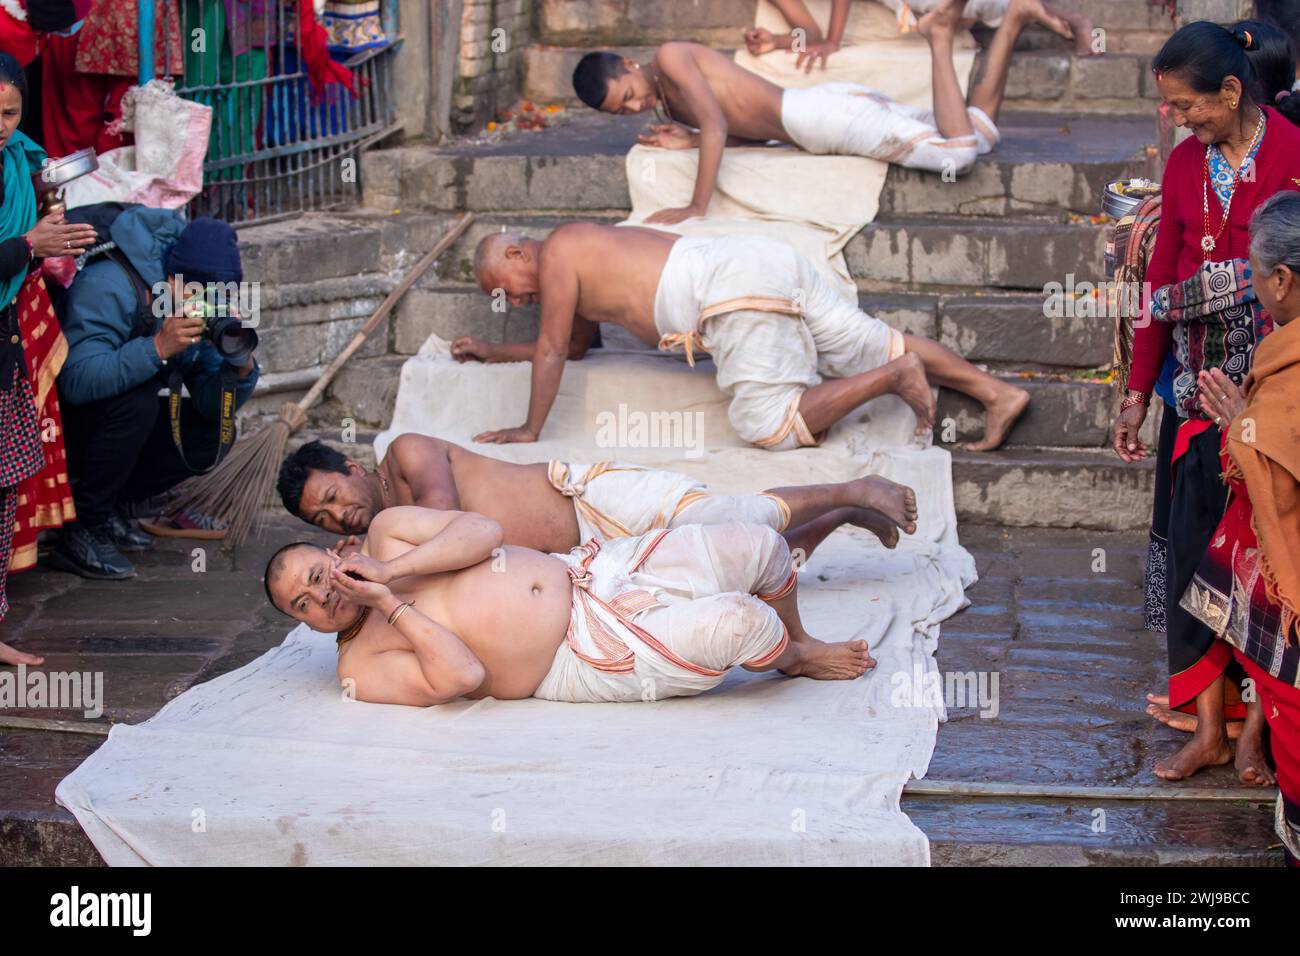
[0,53,95,666]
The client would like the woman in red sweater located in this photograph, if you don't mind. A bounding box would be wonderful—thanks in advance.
[1111,20,1300,782]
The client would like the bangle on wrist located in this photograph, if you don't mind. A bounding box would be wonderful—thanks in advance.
[387,601,414,627]
[1120,390,1150,412]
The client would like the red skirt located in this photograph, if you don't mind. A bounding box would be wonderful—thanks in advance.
[9,271,74,574]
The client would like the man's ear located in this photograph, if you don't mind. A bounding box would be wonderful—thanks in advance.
[345,459,364,475]
[504,243,527,262]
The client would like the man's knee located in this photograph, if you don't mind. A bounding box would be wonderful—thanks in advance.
[728,390,817,451]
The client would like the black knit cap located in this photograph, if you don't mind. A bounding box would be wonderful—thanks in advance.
[164,217,243,285]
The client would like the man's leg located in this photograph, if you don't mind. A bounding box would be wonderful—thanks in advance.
[120,397,234,505]
[901,334,1030,451]
[967,0,1076,123]
[636,523,875,680]
[798,352,937,438]
[915,0,975,144]
[61,382,161,528]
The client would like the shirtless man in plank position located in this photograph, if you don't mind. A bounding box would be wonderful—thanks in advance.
[571,0,1074,224]
[454,224,1028,452]
[278,436,919,564]
[264,506,875,706]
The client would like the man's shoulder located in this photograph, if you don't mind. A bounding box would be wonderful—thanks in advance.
[656,40,705,64]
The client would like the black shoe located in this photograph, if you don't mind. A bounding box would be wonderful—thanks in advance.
[106,510,154,552]
[45,524,136,580]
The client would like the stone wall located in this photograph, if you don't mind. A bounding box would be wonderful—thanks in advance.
[453,0,533,132]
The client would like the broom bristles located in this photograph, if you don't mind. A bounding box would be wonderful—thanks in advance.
[166,416,295,551]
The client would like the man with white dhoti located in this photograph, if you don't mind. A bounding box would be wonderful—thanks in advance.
[569,0,1067,225]
[277,433,920,559]
[264,506,875,707]
[456,224,1028,451]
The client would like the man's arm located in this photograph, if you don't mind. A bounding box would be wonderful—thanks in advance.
[471,244,581,444]
[342,620,486,706]
[387,434,461,510]
[451,316,598,364]
[58,269,164,406]
[645,44,728,225]
[359,505,504,580]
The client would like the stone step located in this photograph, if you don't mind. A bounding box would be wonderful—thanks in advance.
[937,375,1115,448]
[532,0,1171,47]
[951,447,1154,531]
[522,44,1159,114]
[361,111,1152,220]
[863,291,1113,370]
[849,213,1107,290]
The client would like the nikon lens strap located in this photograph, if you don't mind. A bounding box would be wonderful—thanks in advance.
[168,361,238,474]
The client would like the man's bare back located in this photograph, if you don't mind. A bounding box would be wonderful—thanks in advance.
[545,223,677,345]
[381,434,581,552]
[652,43,789,145]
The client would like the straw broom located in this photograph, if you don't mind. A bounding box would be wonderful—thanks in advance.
[169,212,476,550]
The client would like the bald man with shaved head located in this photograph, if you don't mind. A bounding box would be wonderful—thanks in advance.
[453,223,1027,452]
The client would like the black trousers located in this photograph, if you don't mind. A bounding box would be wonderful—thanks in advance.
[60,380,237,526]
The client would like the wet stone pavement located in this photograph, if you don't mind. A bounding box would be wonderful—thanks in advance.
[0,517,1278,866]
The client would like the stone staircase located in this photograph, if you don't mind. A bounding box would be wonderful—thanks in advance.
[232,0,1170,532]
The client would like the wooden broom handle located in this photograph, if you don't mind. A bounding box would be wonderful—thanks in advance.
[294,212,476,413]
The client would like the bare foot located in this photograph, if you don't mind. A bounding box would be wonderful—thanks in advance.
[1235,718,1277,786]
[1009,0,1074,40]
[887,352,936,437]
[848,507,900,549]
[0,641,43,667]
[916,0,964,37]
[1145,693,1244,739]
[1051,6,1096,56]
[850,475,918,535]
[964,381,1029,452]
[1153,733,1232,781]
[781,638,876,680]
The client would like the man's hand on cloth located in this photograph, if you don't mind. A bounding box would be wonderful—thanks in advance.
[796,39,839,73]
[451,336,496,363]
[638,123,697,150]
[645,204,706,225]
[472,425,539,445]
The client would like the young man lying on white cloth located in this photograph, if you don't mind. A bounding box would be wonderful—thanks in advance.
[277,434,919,558]
[456,225,1028,452]
[743,0,1092,73]
[263,506,874,705]
[570,0,1064,225]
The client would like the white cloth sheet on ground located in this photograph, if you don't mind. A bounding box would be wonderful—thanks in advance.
[734,0,978,108]
[56,336,975,865]
[621,141,884,297]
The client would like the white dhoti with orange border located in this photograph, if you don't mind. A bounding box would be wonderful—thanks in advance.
[782,83,999,175]
[547,459,790,542]
[653,235,905,451]
[533,523,797,703]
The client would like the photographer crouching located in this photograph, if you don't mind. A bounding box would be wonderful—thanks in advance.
[51,211,259,579]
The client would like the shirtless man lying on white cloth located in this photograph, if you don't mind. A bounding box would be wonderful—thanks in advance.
[456,224,1028,452]
[264,506,874,706]
[278,434,919,561]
